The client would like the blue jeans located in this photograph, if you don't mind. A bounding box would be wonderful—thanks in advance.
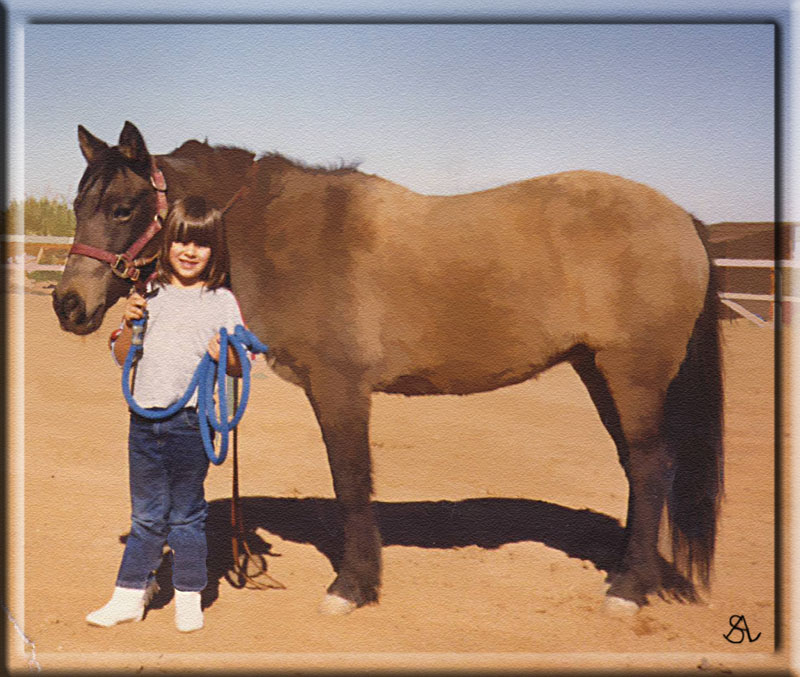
[116,407,209,592]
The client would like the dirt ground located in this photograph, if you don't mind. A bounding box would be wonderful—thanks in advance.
[6,283,789,674]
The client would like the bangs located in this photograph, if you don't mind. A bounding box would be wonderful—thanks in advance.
[157,195,229,290]
[172,221,216,248]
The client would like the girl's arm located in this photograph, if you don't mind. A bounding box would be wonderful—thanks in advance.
[111,323,134,366]
[111,292,147,367]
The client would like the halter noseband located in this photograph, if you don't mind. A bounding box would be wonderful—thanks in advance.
[68,156,169,282]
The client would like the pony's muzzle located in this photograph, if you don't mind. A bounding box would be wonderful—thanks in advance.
[52,289,103,335]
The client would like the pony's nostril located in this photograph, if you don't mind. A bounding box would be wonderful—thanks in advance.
[67,295,80,314]
[55,291,86,324]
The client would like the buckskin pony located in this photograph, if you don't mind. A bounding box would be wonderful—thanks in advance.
[53,121,723,616]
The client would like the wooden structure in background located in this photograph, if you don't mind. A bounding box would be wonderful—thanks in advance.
[707,222,794,325]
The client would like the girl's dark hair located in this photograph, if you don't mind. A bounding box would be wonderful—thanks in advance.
[156,196,229,289]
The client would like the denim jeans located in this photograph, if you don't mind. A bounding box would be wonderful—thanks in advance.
[116,407,209,592]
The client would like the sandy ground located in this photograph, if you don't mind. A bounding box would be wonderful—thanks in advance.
[6,283,788,674]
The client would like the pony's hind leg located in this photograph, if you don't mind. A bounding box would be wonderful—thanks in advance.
[305,369,381,614]
[570,347,631,544]
[586,347,681,610]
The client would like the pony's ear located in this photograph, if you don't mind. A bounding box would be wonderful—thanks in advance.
[77,125,108,164]
[117,121,150,165]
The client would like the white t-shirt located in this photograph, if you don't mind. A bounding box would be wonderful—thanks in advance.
[124,284,244,409]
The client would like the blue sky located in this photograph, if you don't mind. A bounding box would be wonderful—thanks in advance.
[15,11,781,224]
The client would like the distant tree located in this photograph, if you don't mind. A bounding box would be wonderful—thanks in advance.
[6,196,76,237]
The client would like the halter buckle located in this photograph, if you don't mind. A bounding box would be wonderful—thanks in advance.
[112,254,140,281]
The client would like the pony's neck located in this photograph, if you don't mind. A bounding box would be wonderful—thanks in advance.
[156,146,256,209]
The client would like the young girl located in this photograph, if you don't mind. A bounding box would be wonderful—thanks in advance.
[86,196,244,632]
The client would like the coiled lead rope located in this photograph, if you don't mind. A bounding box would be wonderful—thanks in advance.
[121,315,268,465]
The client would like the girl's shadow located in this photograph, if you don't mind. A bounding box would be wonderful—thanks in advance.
[125,496,695,610]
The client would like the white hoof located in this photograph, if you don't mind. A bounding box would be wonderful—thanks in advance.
[604,595,640,616]
[318,594,356,616]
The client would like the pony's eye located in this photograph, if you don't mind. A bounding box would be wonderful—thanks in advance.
[113,206,133,222]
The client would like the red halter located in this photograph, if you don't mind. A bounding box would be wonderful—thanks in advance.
[68,156,169,282]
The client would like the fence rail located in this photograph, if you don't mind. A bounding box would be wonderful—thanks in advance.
[713,258,799,268]
[713,258,797,327]
[5,263,65,272]
[2,234,74,245]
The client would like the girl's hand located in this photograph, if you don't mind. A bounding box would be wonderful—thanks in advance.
[208,332,243,376]
[123,292,147,326]
[207,333,222,361]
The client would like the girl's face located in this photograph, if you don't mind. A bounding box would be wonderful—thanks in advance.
[168,240,212,287]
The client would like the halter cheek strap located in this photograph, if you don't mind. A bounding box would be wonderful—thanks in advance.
[68,156,167,282]
[150,160,169,218]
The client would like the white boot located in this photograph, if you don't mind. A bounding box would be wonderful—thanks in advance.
[85,580,158,627]
[174,590,203,632]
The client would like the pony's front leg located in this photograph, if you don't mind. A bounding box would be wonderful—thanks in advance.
[306,369,381,614]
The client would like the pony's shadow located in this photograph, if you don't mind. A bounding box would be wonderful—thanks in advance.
[128,496,694,610]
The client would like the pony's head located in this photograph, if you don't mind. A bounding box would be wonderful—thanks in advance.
[53,121,164,334]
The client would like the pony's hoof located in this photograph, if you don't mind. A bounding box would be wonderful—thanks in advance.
[318,594,356,616]
[603,595,640,616]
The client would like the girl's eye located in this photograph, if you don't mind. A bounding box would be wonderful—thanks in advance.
[113,206,133,222]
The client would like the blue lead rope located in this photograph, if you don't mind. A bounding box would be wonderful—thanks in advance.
[121,314,269,465]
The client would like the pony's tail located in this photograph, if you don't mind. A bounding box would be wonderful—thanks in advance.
[664,218,724,590]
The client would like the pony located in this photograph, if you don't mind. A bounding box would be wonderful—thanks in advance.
[53,121,723,615]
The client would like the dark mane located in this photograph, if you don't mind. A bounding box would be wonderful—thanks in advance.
[170,139,256,169]
[77,140,258,204]
[258,151,361,176]
[171,139,212,156]
[169,140,359,176]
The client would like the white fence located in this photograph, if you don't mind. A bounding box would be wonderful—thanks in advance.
[3,234,74,244]
[713,258,799,327]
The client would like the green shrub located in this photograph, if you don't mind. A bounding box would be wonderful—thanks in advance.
[26,270,63,283]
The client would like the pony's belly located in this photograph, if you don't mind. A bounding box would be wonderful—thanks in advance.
[267,347,549,396]
[376,361,549,396]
